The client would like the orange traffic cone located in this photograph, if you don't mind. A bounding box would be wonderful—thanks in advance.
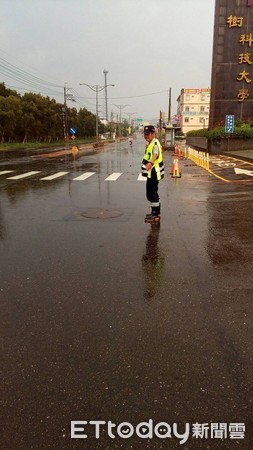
[171,156,181,178]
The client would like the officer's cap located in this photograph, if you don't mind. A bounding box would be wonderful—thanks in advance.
[144,125,155,134]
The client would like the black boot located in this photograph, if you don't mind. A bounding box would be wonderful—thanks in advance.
[145,215,160,223]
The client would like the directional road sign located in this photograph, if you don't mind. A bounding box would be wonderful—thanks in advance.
[225,115,234,133]
[69,127,77,135]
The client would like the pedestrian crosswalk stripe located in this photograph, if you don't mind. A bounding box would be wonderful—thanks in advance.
[7,171,41,180]
[2,170,146,182]
[72,172,96,181]
[40,171,69,180]
[0,170,14,175]
[105,172,123,181]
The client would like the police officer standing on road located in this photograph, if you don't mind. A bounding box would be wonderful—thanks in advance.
[141,125,164,223]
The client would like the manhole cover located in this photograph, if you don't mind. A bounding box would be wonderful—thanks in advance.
[81,208,123,219]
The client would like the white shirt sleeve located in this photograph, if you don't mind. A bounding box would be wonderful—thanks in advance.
[153,141,159,155]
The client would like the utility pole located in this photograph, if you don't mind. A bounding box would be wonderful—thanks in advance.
[113,104,128,123]
[63,84,68,142]
[123,111,137,135]
[63,84,76,142]
[103,69,109,121]
[159,110,163,140]
[80,82,115,142]
[124,111,137,125]
[113,104,128,136]
[110,111,114,137]
[168,87,171,124]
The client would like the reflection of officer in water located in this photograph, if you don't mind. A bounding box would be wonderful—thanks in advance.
[142,224,164,301]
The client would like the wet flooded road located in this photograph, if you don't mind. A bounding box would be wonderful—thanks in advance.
[0,138,253,449]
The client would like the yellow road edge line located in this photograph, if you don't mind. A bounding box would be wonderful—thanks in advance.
[208,169,231,182]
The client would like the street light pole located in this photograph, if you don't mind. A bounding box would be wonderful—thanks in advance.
[103,69,109,121]
[79,82,115,142]
[95,87,99,141]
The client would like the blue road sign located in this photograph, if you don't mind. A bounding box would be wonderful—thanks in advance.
[69,127,76,135]
[225,115,234,133]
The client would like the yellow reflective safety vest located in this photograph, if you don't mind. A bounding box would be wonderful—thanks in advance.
[141,139,165,180]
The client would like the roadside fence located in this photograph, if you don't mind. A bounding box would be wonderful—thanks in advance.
[181,146,210,172]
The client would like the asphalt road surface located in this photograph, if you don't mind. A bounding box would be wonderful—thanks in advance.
[0,136,253,449]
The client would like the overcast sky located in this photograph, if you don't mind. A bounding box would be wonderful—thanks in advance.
[0,0,215,124]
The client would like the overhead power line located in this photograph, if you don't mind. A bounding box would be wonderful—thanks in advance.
[0,53,169,118]
[0,56,64,98]
[0,57,62,88]
[0,47,63,85]
[109,90,168,99]
[3,84,63,97]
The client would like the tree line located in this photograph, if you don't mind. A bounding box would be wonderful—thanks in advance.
[0,82,98,143]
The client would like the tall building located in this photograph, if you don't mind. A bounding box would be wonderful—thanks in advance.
[209,0,253,128]
[176,88,211,134]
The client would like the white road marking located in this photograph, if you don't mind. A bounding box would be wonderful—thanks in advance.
[105,172,123,181]
[234,168,253,177]
[40,171,69,180]
[0,170,14,175]
[1,170,150,182]
[73,172,96,181]
[7,171,41,180]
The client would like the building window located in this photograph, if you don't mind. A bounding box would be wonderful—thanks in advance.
[185,106,190,112]
[200,106,205,112]
[201,95,205,101]
[185,117,189,123]
[186,95,190,101]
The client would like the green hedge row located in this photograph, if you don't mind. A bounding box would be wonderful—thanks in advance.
[187,125,253,141]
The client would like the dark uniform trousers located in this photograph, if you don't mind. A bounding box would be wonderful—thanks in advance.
[146,168,161,216]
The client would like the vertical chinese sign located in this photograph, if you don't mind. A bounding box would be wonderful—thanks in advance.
[209,0,253,128]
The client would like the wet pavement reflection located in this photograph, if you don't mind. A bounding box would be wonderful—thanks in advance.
[0,137,253,449]
[142,224,164,301]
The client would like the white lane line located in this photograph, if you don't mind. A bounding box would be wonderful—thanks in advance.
[0,170,14,175]
[7,171,41,180]
[40,171,69,180]
[234,168,253,177]
[73,172,96,181]
[105,172,123,181]
[137,173,146,181]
